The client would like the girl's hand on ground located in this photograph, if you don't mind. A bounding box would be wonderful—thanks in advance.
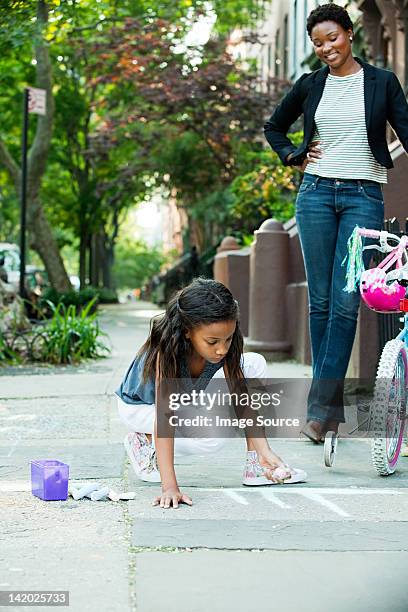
[152,487,193,509]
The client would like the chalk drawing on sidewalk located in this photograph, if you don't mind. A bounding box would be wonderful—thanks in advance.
[0,413,59,458]
[224,490,250,505]
[298,490,350,518]
[0,480,31,492]
[0,431,24,458]
[259,489,291,509]
[202,487,405,518]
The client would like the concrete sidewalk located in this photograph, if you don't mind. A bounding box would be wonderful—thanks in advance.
[1,302,408,612]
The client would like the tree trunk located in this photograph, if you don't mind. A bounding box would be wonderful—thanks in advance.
[88,234,95,287]
[102,233,114,290]
[89,234,96,287]
[102,213,119,291]
[96,232,104,287]
[29,202,71,292]
[79,228,88,290]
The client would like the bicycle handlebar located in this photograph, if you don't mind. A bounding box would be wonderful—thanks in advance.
[342,225,408,293]
[358,228,407,251]
[358,227,408,254]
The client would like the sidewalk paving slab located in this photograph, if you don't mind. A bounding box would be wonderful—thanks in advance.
[0,442,124,480]
[134,550,408,612]
[0,490,129,612]
[132,519,408,550]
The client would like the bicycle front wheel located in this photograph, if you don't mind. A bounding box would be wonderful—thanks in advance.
[371,339,408,476]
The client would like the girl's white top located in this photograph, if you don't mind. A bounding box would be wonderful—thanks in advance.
[305,68,387,183]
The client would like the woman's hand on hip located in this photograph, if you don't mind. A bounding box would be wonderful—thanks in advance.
[289,140,322,172]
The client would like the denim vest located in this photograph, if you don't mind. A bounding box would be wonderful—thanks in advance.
[115,351,225,405]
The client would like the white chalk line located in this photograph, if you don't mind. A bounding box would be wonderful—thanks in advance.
[259,489,291,508]
[221,487,405,517]
[299,491,350,518]
[200,487,405,495]
[0,481,31,492]
[224,490,249,505]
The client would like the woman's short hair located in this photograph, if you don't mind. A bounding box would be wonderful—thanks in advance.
[307,3,354,37]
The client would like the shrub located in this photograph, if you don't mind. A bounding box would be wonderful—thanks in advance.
[96,288,118,303]
[34,298,110,364]
[40,287,98,313]
[0,333,18,363]
[40,286,118,310]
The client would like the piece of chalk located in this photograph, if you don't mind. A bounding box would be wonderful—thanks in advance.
[70,483,101,501]
[90,486,110,501]
[108,489,120,502]
[119,492,136,500]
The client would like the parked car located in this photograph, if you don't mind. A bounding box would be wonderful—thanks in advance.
[0,243,50,298]
[0,243,20,286]
[69,275,80,290]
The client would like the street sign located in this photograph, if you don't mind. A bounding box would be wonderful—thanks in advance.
[27,87,46,115]
[19,86,47,298]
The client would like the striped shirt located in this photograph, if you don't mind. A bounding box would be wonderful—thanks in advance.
[305,68,387,183]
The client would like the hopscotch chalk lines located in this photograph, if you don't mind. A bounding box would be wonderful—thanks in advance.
[208,487,404,518]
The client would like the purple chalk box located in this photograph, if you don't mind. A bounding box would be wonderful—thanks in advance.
[30,459,69,501]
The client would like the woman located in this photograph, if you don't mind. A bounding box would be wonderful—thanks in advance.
[264,3,408,443]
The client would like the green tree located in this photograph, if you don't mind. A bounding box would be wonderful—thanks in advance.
[0,0,269,289]
[0,1,71,291]
[87,22,287,252]
[113,238,166,290]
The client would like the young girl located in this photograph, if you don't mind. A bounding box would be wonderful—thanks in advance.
[116,278,307,509]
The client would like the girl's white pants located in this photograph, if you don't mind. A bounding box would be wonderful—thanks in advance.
[117,352,266,457]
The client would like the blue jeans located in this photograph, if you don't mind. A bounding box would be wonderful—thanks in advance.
[295,173,385,423]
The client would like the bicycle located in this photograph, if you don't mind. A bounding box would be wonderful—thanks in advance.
[323,226,408,475]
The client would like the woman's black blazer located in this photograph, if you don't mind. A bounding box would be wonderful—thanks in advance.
[264,57,408,169]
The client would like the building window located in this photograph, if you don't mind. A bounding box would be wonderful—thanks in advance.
[304,0,309,54]
[268,43,272,74]
[275,28,281,78]
[283,14,289,78]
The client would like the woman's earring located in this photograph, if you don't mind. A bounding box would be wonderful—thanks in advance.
[349,37,353,42]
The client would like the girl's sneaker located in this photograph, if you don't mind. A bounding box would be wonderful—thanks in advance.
[242,450,307,486]
[124,432,161,483]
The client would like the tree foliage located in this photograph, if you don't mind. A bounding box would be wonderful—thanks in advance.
[84,17,287,250]
[113,238,166,290]
[0,0,292,291]
[228,141,303,237]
